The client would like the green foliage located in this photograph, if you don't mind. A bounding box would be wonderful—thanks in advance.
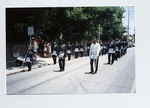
[6,7,126,43]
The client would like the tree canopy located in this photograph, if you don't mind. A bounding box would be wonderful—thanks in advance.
[6,7,126,43]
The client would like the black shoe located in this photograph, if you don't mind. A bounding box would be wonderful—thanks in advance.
[89,71,94,74]
[107,63,110,64]
[92,71,97,74]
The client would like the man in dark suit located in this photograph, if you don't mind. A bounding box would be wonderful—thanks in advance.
[51,41,58,64]
[80,41,84,57]
[87,41,91,56]
[115,38,121,60]
[74,41,80,58]
[66,41,72,60]
[107,38,116,65]
[58,41,67,71]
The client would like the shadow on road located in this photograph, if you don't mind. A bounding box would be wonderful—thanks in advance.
[85,72,94,74]
[103,63,110,65]
[53,70,64,72]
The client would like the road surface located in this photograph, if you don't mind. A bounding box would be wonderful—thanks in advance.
[7,47,135,95]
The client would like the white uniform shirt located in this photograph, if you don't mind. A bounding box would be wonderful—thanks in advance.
[89,42,100,59]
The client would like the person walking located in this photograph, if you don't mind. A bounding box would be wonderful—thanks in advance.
[115,38,121,60]
[51,41,58,64]
[66,41,72,60]
[80,41,84,57]
[107,38,116,65]
[89,38,100,74]
[87,41,91,56]
[120,40,124,57]
[58,41,67,71]
[25,45,34,71]
[74,41,80,58]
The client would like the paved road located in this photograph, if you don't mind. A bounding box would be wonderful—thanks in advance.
[7,48,135,95]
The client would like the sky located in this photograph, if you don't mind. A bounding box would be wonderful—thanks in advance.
[122,6,135,36]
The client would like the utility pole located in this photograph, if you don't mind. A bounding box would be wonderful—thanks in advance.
[127,7,129,42]
[98,24,100,43]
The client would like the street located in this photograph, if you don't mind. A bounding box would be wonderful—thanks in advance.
[7,47,135,95]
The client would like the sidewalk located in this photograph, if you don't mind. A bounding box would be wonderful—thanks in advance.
[6,55,74,76]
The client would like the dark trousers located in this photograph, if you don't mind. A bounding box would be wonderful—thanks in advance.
[75,52,79,58]
[101,49,104,56]
[124,48,127,54]
[67,54,71,60]
[52,55,57,64]
[59,59,65,70]
[108,53,115,64]
[87,49,90,56]
[80,51,83,57]
[121,49,124,57]
[99,49,104,56]
[90,57,99,72]
[103,48,107,55]
[27,62,31,71]
[115,51,120,60]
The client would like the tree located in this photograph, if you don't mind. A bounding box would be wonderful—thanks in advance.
[6,7,126,43]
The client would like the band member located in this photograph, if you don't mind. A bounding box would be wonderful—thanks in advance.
[115,38,121,60]
[25,45,33,71]
[58,41,67,71]
[66,41,72,60]
[107,38,116,65]
[74,41,80,58]
[103,41,108,55]
[120,40,124,57]
[99,40,104,56]
[51,41,58,64]
[80,41,84,57]
[89,38,100,74]
[87,41,91,56]
[124,40,128,55]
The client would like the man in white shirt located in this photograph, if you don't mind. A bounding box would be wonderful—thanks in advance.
[89,38,100,74]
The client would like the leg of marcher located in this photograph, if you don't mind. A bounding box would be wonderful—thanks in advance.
[63,59,65,70]
[108,53,110,64]
[95,57,99,73]
[90,59,94,72]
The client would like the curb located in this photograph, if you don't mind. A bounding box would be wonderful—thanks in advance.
[6,63,52,76]
[6,57,76,76]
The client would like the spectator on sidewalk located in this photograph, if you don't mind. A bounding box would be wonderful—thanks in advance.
[41,39,45,56]
[32,39,38,60]
[38,36,42,53]
[47,41,52,58]
[43,41,47,58]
